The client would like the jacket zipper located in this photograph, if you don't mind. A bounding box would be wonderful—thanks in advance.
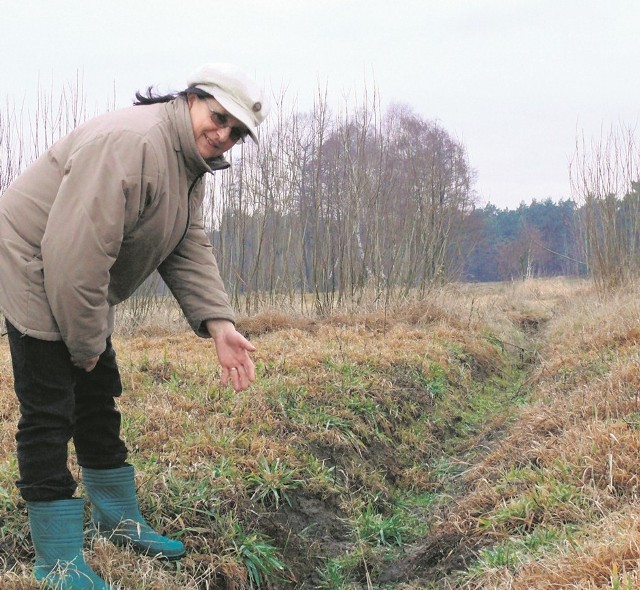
[177,172,205,247]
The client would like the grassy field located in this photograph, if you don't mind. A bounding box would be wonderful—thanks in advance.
[2,278,640,589]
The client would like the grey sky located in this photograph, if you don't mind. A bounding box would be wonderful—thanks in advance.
[2,0,639,209]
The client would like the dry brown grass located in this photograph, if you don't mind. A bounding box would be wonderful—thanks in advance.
[7,277,640,589]
[402,280,640,589]
[467,507,640,590]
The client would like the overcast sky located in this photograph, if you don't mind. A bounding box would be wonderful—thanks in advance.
[2,0,639,209]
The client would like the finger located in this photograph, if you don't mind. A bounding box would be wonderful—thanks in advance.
[229,366,241,391]
[238,334,256,352]
[80,360,98,372]
[233,365,253,391]
[74,356,97,371]
[245,359,256,382]
[238,365,250,390]
[242,340,256,353]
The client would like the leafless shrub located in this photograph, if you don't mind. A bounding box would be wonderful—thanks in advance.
[205,85,477,316]
[571,124,640,290]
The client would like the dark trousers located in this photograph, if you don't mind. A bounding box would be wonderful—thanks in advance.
[6,321,128,502]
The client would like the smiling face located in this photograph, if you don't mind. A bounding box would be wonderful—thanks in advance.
[187,94,248,160]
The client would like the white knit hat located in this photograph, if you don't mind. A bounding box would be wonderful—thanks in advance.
[186,63,269,144]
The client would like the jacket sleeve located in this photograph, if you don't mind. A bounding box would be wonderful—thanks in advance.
[42,133,147,362]
[158,204,235,337]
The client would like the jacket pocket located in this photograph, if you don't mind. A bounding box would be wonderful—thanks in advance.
[25,253,58,333]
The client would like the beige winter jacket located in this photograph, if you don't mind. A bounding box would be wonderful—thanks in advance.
[0,98,235,364]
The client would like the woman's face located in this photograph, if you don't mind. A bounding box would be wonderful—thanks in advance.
[187,94,248,160]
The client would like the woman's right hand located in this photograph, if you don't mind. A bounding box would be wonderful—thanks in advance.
[74,355,99,372]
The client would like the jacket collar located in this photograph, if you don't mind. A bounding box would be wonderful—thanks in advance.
[170,98,231,177]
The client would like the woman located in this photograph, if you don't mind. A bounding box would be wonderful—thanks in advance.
[0,63,269,590]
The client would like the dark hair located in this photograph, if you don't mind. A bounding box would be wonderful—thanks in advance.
[133,86,213,106]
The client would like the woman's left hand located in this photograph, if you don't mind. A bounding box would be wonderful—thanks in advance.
[205,319,256,392]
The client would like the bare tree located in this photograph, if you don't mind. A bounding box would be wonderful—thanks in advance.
[496,224,549,281]
[0,99,25,194]
[206,92,478,312]
[571,124,640,289]
[1,74,92,193]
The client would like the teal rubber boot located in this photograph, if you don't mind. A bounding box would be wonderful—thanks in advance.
[27,498,114,590]
[82,465,185,560]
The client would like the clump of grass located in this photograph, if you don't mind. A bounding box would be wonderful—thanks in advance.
[246,456,302,509]
[352,502,407,548]
[231,522,289,588]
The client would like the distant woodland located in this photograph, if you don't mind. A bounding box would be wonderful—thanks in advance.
[461,198,584,282]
